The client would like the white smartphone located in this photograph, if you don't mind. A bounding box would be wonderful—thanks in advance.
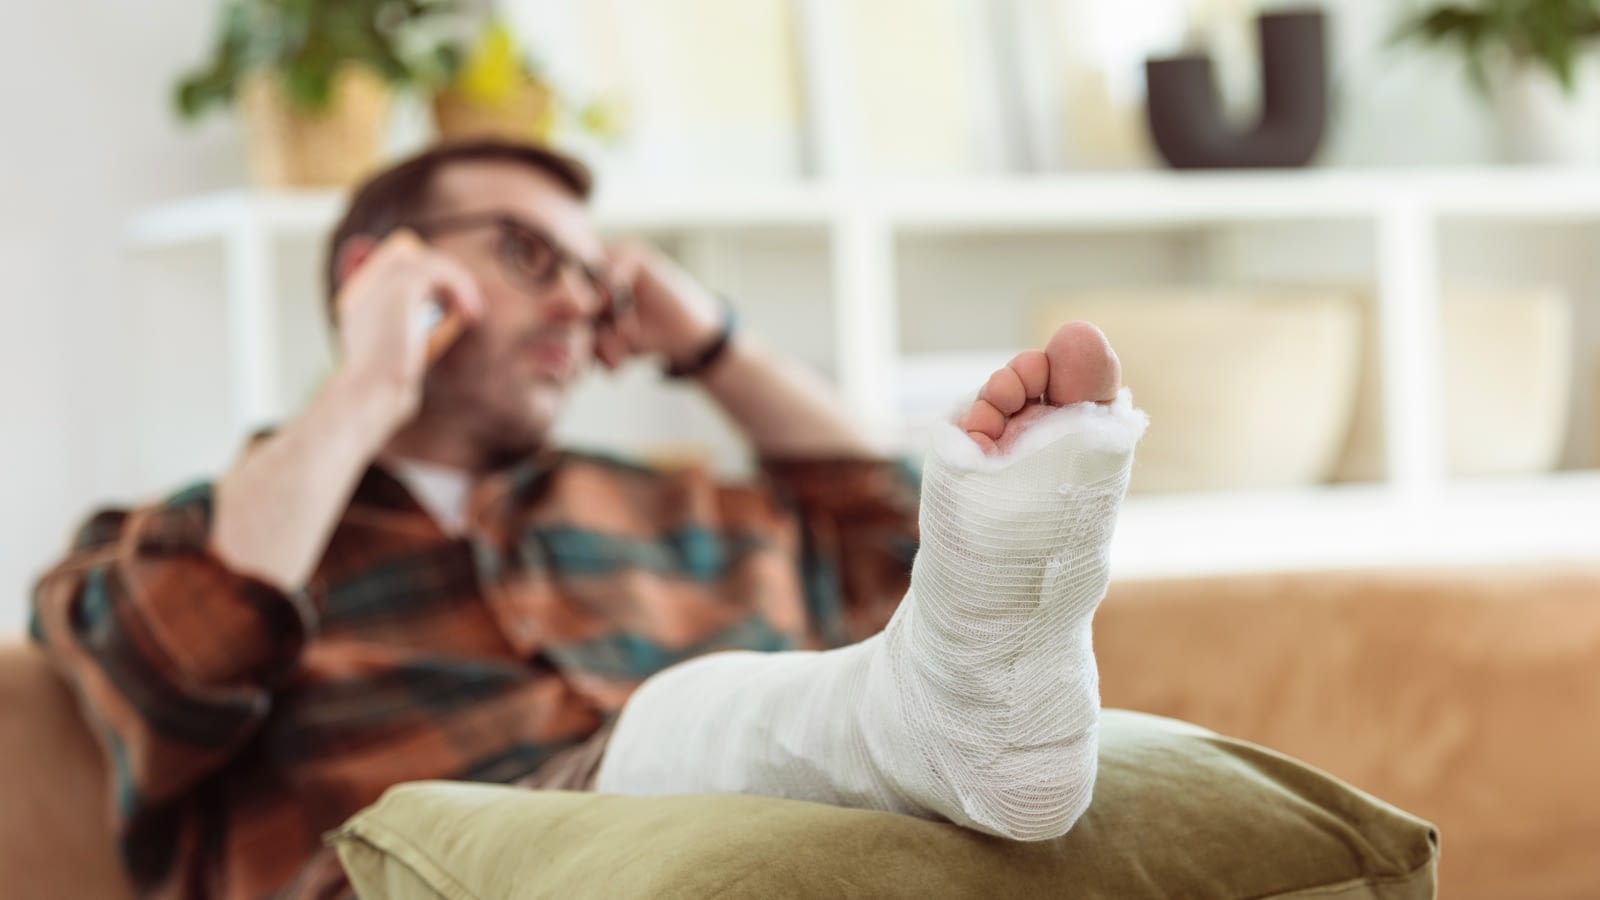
[417,296,465,363]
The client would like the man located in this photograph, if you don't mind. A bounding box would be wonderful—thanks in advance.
[31,141,1145,899]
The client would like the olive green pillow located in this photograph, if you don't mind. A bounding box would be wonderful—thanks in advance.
[330,711,1438,899]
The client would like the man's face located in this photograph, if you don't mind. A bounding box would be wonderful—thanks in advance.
[411,160,605,463]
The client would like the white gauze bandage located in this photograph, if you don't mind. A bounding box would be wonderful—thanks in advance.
[594,390,1148,840]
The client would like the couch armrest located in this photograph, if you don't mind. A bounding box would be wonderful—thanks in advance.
[0,641,134,899]
[1096,563,1600,900]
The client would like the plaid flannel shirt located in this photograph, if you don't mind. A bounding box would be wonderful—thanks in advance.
[30,448,920,899]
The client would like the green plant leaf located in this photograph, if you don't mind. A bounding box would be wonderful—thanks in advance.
[174,77,218,120]
[1393,0,1600,98]
[1392,5,1487,46]
[435,42,464,77]
[284,53,335,111]
[175,65,237,120]
[171,0,464,120]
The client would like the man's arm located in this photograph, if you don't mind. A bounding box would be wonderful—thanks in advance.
[213,231,484,590]
[30,491,320,894]
[600,242,879,460]
[692,333,877,458]
[210,369,401,589]
[28,231,482,893]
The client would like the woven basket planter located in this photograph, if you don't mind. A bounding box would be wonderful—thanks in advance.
[238,66,391,188]
[432,77,553,146]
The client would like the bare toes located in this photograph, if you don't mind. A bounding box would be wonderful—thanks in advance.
[1044,321,1121,407]
[1009,351,1049,401]
[966,431,1000,455]
[962,326,1121,456]
[981,368,1028,415]
[958,399,1007,440]
[992,404,1057,455]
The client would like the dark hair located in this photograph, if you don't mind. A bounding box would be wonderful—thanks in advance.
[324,139,593,310]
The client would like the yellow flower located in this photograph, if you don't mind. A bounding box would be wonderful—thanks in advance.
[457,20,521,107]
[578,101,622,139]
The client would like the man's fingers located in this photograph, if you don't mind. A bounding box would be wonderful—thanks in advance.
[594,328,627,371]
[337,229,483,326]
[605,239,652,268]
[603,305,646,366]
[366,228,486,321]
[604,240,657,299]
[415,258,481,366]
[421,254,486,323]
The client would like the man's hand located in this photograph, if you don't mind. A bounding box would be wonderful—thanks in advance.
[592,241,879,458]
[595,242,724,373]
[210,230,483,592]
[334,229,485,436]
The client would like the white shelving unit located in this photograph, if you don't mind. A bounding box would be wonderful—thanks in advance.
[126,168,1600,577]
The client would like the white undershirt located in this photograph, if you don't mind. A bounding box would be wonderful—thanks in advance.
[386,457,474,536]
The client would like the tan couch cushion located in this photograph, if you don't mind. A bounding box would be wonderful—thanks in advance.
[1096,564,1600,900]
[331,710,1438,899]
[0,642,134,900]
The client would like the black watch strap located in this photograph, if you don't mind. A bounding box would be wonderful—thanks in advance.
[664,306,738,379]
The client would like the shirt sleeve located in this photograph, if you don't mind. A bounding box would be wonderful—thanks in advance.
[28,481,318,892]
[758,457,921,648]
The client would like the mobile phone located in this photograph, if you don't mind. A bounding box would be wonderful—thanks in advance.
[418,296,467,363]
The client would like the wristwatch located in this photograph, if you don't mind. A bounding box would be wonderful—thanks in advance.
[663,304,738,380]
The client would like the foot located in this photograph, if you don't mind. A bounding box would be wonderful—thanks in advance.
[871,323,1138,839]
[591,321,1145,844]
[956,321,1121,455]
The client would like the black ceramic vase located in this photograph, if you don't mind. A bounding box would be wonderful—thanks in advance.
[1144,9,1328,169]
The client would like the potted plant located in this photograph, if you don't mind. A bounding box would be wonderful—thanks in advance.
[175,0,461,187]
[432,18,621,147]
[1394,0,1600,163]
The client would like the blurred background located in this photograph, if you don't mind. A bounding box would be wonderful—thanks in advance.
[4,0,1599,631]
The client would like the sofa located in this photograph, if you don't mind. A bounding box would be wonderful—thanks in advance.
[3,562,1595,899]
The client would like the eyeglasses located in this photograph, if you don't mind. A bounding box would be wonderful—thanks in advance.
[409,213,631,326]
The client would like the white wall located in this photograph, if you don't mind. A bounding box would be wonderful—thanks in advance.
[0,1,245,632]
[1316,0,1497,167]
